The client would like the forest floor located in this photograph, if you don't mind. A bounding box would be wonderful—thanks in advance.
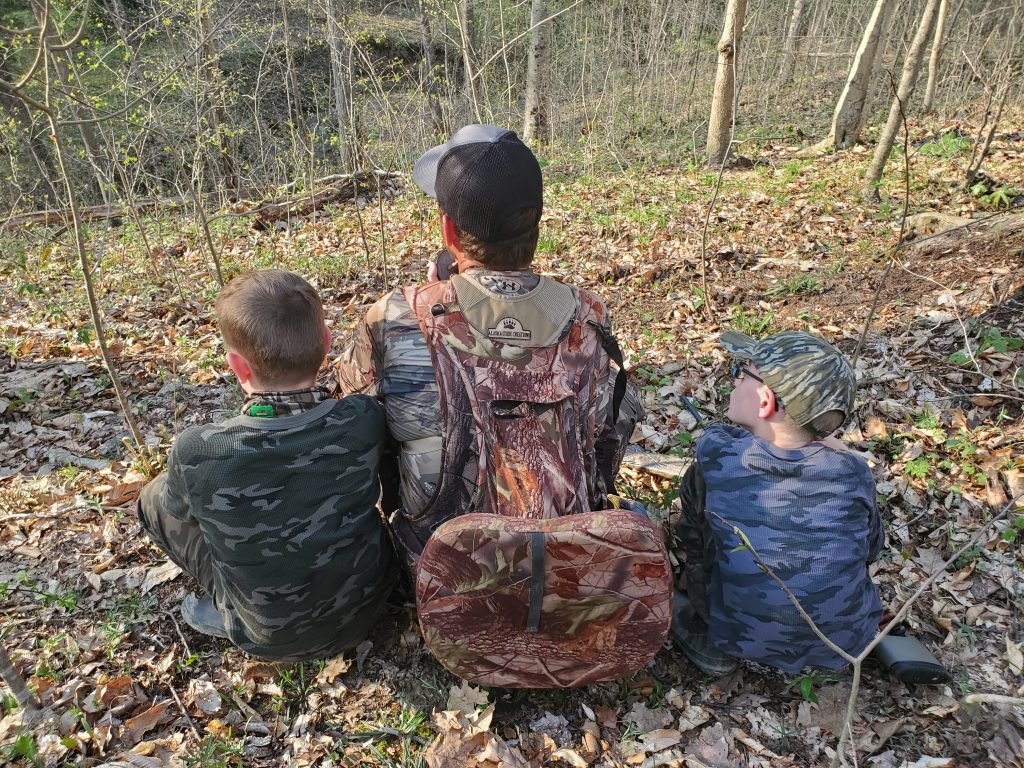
[1,119,1023,768]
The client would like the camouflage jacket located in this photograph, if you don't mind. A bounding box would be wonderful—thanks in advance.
[677,422,883,672]
[159,395,398,659]
[337,269,642,563]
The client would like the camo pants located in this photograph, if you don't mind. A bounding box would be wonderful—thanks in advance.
[137,473,220,604]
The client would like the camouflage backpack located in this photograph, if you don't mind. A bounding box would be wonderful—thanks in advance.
[404,277,672,687]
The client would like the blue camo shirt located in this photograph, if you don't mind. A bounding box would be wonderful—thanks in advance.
[698,423,884,671]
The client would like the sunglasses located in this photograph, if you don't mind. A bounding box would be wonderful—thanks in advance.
[730,361,781,410]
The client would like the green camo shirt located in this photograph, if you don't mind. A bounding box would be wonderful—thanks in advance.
[160,395,397,659]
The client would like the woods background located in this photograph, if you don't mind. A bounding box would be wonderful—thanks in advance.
[2,0,1021,214]
[2,1,1024,767]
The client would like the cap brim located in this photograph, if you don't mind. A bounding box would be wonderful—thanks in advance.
[412,143,448,198]
[719,330,757,356]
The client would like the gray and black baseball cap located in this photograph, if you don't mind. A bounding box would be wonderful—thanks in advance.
[412,124,543,244]
[720,330,856,437]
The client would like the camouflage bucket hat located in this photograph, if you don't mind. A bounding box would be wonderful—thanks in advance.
[720,330,856,437]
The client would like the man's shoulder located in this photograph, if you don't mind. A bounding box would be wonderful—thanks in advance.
[365,287,414,325]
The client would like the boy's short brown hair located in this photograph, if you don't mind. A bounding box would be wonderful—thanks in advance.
[215,270,326,387]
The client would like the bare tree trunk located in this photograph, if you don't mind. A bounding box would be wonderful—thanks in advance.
[922,0,950,112]
[416,0,446,134]
[39,7,116,212]
[327,0,355,170]
[706,0,748,167]
[197,0,238,198]
[778,0,806,86]
[864,0,942,196]
[457,0,484,121]
[522,0,551,144]
[830,0,894,149]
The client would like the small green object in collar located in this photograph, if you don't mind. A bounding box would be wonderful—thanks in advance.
[248,404,276,418]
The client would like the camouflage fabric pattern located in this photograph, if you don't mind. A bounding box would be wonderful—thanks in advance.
[416,510,672,687]
[396,278,609,563]
[336,269,642,567]
[155,395,398,660]
[719,330,856,436]
[683,422,883,672]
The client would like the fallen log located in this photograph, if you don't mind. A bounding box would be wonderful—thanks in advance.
[249,170,403,230]
[2,196,191,231]
[1,170,404,232]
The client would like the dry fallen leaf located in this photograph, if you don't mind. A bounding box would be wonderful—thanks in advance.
[447,680,490,715]
[315,655,352,685]
[623,702,673,733]
[677,704,712,733]
[186,679,222,716]
[550,747,588,767]
[1007,636,1024,675]
[139,560,181,594]
[123,701,172,743]
[638,728,681,754]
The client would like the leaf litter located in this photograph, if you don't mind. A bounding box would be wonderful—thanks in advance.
[1,124,1023,766]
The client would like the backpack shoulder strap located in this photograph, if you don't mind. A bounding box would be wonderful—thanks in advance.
[576,289,627,427]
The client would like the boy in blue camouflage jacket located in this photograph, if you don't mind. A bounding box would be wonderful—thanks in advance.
[674,330,883,675]
[137,270,397,661]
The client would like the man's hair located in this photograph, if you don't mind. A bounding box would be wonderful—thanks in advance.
[452,207,540,270]
[215,270,326,387]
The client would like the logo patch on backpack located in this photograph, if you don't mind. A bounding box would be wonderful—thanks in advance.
[488,317,532,342]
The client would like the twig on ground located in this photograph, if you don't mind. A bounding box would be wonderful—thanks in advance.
[963,693,1024,707]
[162,610,193,661]
[327,727,429,746]
[166,678,200,739]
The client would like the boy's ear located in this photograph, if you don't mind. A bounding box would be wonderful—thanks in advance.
[757,386,777,420]
[440,213,465,259]
[322,324,332,355]
[226,350,254,385]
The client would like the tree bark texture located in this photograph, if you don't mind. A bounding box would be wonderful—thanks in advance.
[864,0,942,195]
[922,0,950,112]
[326,0,354,170]
[831,0,894,149]
[416,0,446,135]
[706,0,748,167]
[458,0,484,121]
[197,0,238,197]
[522,0,551,144]
[778,0,806,86]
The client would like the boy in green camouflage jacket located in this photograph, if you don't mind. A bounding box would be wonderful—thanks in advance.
[137,270,397,661]
[674,331,884,675]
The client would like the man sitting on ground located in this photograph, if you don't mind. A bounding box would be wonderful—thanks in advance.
[138,269,397,660]
[338,124,642,568]
[674,330,884,675]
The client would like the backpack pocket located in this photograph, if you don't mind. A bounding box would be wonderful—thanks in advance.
[476,369,588,520]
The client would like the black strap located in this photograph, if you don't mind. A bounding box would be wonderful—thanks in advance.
[526,531,545,633]
[587,320,627,427]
